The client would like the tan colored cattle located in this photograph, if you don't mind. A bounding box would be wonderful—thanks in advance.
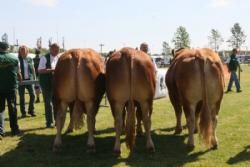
[166,48,224,149]
[53,49,105,152]
[106,47,156,155]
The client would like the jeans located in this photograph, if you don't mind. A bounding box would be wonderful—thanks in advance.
[41,86,54,126]
[0,90,19,136]
[18,84,35,115]
[227,71,241,91]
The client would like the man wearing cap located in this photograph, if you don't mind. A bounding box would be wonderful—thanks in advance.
[38,43,60,128]
[226,48,243,93]
[0,42,22,139]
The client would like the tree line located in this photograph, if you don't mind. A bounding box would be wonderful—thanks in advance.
[162,22,247,56]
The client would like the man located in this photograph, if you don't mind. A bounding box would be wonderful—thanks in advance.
[33,49,41,103]
[18,45,36,117]
[139,42,158,72]
[226,48,242,93]
[38,43,60,128]
[0,42,21,139]
[140,42,149,53]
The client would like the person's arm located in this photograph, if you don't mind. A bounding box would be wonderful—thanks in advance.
[17,63,22,81]
[38,68,54,74]
[32,65,37,80]
[238,62,243,72]
[38,56,54,74]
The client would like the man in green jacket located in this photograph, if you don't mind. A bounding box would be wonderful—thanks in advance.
[0,42,22,139]
[226,48,243,93]
[18,45,36,117]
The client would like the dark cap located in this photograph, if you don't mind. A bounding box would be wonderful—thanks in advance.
[0,42,9,50]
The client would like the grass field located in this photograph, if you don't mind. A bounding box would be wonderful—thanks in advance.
[1,65,250,167]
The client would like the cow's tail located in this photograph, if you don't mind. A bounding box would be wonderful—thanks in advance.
[72,100,85,129]
[198,57,212,146]
[125,53,136,150]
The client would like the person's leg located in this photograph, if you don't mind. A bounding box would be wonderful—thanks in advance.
[6,90,20,135]
[232,72,241,92]
[0,93,6,137]
[226,72,234,92]
[41,87,53,127]
[18,85,26,116]
[35,84,41,103]
[27,84,36,116]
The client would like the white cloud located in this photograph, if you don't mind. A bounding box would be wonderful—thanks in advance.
[28,0,59,7]
[211,0,231,8]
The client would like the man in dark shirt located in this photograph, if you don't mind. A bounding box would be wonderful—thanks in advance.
[0,42,22,139]
[226,48,242,93]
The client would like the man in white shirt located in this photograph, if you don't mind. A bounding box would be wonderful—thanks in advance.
[18,45,36,117]
[38,43,60,128]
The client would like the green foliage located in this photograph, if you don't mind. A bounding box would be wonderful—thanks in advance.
[227,23,247,49]
[172,26,191,49]
[208,29,224,52]
[1,66,250,166]
[162,41,171,56]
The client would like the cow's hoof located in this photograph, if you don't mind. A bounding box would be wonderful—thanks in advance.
[211,144,218,150]
[187,144,195,151]
[86,145,96,153]
[174,128,182,135]
[53,145,61,153]
[147,146,155,153]
[113,149,121,157]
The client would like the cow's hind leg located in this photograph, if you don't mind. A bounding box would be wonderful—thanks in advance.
[53,101,68,152]
[140,101,155,152]
[65,103,74,134]
[194,101,202,134]
[136,104,143,136]
[211,103,220,149]
[183,103,196,149]
[169,91,183,134]
[85,101,97,153]
[111,101,124,156]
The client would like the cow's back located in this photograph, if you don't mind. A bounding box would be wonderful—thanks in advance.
[54,49,105,103]
[172,48,224,104]
[106,47,155,102]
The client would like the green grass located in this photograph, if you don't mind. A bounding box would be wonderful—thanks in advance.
[1,65,250,167]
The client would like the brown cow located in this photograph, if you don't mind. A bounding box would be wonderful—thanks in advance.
[53,49,105,152]
[166,48,224,149]
[106,47,156,155]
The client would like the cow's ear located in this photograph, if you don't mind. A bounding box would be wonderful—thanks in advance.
[171,49,176,57]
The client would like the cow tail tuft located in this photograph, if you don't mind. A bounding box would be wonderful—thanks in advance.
[198,57,212,147]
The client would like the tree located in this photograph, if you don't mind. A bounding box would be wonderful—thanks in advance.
[208,29,224,52]
[162,41,171,56]
[172,26,191,49]
[227,23,246,49]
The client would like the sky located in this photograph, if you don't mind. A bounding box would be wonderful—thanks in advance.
[1,0,250,53]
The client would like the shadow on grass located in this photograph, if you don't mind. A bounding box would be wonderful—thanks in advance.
[0,129,212,167]
[227,145,250,165]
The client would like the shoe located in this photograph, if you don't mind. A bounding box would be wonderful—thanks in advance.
[21,114,27,118]
[11,129,22,136]
[237,90,242,93]
[46,124,54,128]
[0,134,4,140]
[225,90,232,93]
[28,112,36,117]
[36,99,40,103]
